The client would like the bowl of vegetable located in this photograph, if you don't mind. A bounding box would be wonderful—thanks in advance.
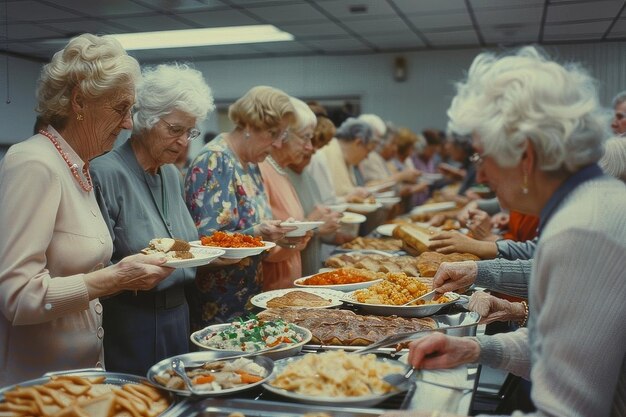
[190,315,312,360]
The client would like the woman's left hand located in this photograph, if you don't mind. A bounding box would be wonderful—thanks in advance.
[307,205,341,235]
[254,219,297,241]
[468,291,527,324]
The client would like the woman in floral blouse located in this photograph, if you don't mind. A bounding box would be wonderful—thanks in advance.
[184,85,304,327]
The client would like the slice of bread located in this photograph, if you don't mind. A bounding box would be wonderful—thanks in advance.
[392,223,435,255]
[148,238,190,252]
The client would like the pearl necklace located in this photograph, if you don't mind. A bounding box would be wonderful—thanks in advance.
[266,155,287,176]
[40,129,93,192]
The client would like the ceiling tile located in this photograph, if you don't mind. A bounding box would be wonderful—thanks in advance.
[112,14,197,31]
[151,0,228,12]
[246,3,327,23]
[366,34,427,50]
[543,21,610,41]
[546,0,624,23]
[474,5,544,26]
[252,41,317,54]
[315,0,396,19]
[301,37,374,53]
[178,9,260,26]
[482,25,541,44]
[471,0,544,8]
[6,23,65,40]
[41,19,127,37]
[44,0,156,17]
[391,0,466,14]
[424,29,480,46]
[6,0,82,21]
[406,11,472,30]
[606,18,626,38]
[278,21,349,37]
[342,16,412,35]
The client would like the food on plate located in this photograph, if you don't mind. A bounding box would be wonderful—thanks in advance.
[153,357,267,392]
[392,223,436,254]
[325,253,424,277]
[416,251,480,277]
[340,237,403,251]
[266,291,332,308]
[441,218,461,231]
[354,273,451,306]
[258,308,436,346]
[269,350,403,397]
[301,268,382,286]
[141,237,193,259]
[197,315,305,351]
[0,374,170,417]
[200,231,264,248]
[410,208,459,223]
[346,195,376,204]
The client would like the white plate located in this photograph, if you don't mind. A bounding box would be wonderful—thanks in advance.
[365,181,396,193]
[190,322,312,360]
[374,190,396,198]
[147,352,274,397]
[189,240,276,259]
[375,224,397,237]
[340,212,367,224]
[326,203,348,212]
[420,173,444,184]
[263,356,409,407]
[346,202,383,213]
[293,274,383,292]
[164,247,226,268]
[250,288,345,309]
[280,221,325,237]
[376,197,401,207]
[342,291,461,318]
[410,201,457,215]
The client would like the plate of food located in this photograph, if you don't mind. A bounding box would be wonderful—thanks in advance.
[365,181,396,193]
[340,212,367,224]
[0,370,173,416]
[376,196,402,207]
[250,288,345,309]
[190,316,312,360]
[263,351,409,407]
[326,203,348,212]
[142,238,225,268]
[343,281,461,318]
[190,232,276,259]
[293,268,384,292]
[346,202,383,213]
[410,201,457,215]
[148,352,274,397]
[280,220,325,237]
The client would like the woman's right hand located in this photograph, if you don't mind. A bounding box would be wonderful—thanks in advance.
[433,261,478,293]
[253,219,297,241]
[406,332,480,370]
[84,254,174,299]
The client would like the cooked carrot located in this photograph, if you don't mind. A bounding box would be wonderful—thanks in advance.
[235,371,263,384]
[193,375,215,385]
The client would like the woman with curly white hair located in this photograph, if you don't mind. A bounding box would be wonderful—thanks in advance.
[90,63,214,375]
[384,47,625,417]
[0,34,175,385]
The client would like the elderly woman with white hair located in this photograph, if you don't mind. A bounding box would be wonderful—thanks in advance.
[90,63,214,375]
[383,47,625,417]
[0,34,175,385]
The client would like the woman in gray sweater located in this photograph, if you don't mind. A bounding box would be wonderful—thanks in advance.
[385,46,625,417]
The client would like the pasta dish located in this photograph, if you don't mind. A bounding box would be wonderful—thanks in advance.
[200,231,264,248]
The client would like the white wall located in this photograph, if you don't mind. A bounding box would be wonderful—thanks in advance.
[2,41,626,156]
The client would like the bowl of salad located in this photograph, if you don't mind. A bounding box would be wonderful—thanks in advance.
[190,315,312,360]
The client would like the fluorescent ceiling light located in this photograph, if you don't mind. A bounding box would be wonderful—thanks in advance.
[109,25,293,50]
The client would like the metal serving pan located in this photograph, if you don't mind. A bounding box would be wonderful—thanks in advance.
[0,368,176,413]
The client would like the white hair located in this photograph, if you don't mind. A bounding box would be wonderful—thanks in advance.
[447,46,607,173]
[599,137,626,181]
[289,96,317,135]
[358,114,387,138]
[133,63,214,132]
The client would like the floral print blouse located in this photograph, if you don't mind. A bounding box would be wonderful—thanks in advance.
[184,135,272,327]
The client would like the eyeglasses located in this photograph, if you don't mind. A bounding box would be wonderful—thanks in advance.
[268,128,290,144]
[469,152,485,167]
[160,119,201,142]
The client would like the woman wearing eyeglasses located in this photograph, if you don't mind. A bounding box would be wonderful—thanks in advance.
[184,85,303,328]
[89,63,214,375]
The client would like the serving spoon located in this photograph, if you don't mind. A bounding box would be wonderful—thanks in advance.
[401,289,438,306]
[171,358,203,396]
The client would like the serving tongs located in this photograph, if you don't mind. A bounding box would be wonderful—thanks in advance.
[401,289,438,306]
[178,343,285,371]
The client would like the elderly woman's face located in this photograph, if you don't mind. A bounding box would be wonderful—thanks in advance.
[283,126,315,165]
[147,108,197,167]
[611,101,626,135]
[246,117,290,163]
[473,137,524,212]
[85,85,134,153]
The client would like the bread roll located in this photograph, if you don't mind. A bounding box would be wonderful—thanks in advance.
[392,223,435,254]
[149,238,190,252]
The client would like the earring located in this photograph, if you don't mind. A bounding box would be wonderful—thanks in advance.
[522,173,529,195]
[76,114,84,121]
[244,130,250,140]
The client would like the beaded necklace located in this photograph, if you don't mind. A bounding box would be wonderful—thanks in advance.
[40,129,93,192]
[266,155,287,176]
